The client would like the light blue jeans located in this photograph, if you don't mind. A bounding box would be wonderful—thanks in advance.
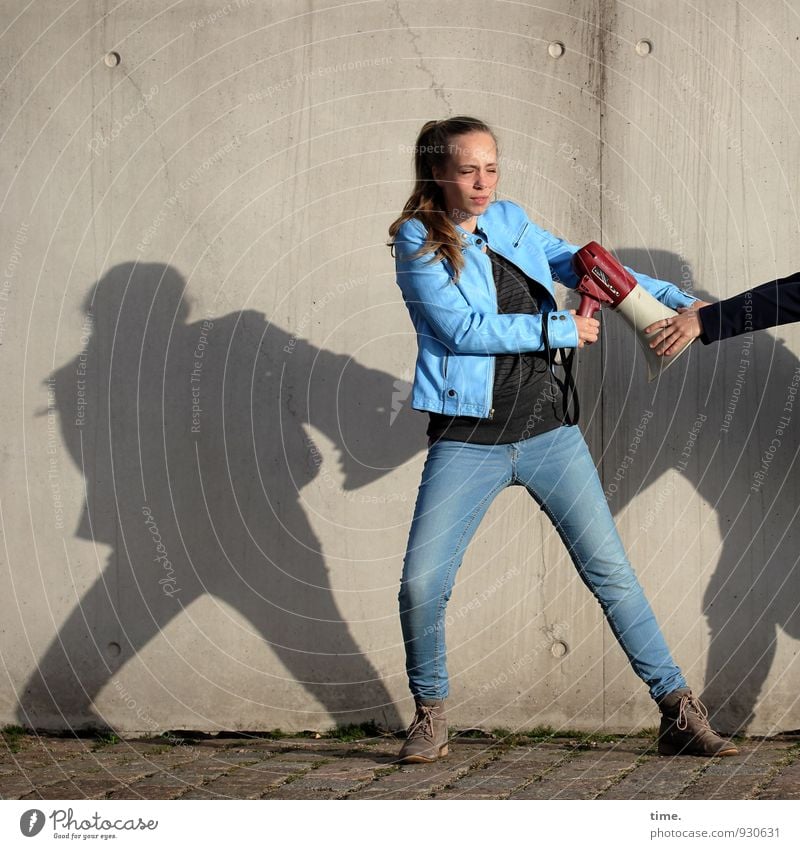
[398,424,686,703]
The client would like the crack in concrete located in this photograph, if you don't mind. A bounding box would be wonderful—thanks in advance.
[389,1,449,113]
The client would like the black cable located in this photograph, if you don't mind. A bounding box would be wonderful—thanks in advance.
[541,313,580,426]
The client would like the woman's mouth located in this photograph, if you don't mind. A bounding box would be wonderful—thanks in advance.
[471,197,489,205]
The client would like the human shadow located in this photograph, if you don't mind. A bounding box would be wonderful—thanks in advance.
[591,249,800,734]
[20,262,423,734]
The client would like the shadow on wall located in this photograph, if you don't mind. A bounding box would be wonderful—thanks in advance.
[20,262,425,734]
[601,249,800,735]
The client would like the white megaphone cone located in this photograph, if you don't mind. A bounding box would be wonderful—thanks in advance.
[614,285,691,380]
[573,241,693,382]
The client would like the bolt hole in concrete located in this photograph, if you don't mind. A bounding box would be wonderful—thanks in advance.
[107,642,121,658]
[548,41,565,59]
[635,39,653,56]
[551,641,569,658]
[104,51,121,67]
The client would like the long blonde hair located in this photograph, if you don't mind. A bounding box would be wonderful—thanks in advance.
[388,117,499,282]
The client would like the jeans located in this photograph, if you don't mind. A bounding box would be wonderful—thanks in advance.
[398,424,686,703]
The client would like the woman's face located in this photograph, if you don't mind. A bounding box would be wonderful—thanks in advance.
[432,131,498,227]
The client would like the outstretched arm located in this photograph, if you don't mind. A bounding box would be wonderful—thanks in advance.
[533,218,701,311]
[646,270,800,352]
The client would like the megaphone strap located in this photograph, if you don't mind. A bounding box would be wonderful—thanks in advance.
[541,312,580,426]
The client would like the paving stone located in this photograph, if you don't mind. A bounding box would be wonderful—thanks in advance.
[341,787,436,800]
[265,756,378,788]
[71,778,130,800]
[23,739,95,757]
[345,741,503,799]
[677,742,795,800]
[205,755,321,798]
[262,785,349,800]
[600,756,710,799]
[108,784,186,800]
[249,758,325,771]
[509,746,640,800]
[270,748,373,762]
[195,783,265,800]
[20,779,96,799]
[435,745,570,799]
[754,748,800,799]
[80,753,151,767]
[90,763,161,780]
[1,754,78,773]
[201,753,263,766]
[175,788,226,799]
[20,778,127,800]
[3,765,84,794]
[1,779,41,798]
[0,766,22,777]
[100,769,205,799]
[171,758,232,772]
[125,773,197,788]
[260,780,338,801]
[223,761,313,781]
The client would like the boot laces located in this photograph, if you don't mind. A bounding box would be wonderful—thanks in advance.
[676,692,711,732]
[406,704,436,742]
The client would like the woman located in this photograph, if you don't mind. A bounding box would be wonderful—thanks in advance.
[646,271,800,352]
[387,117,739,764]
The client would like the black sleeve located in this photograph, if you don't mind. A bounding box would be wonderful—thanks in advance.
[698,270,800,344]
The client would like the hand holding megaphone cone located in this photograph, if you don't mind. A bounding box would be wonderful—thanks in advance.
[644,304,712,356]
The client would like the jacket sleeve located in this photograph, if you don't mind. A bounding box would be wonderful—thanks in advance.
[528,219,698,310]
[698,271,800,344]
[393,224,579,353]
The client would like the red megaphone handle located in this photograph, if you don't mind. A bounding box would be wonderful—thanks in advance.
[577,294,601,318]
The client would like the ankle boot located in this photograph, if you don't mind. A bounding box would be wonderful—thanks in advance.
[397,699,449,764]
[657,687,738,757]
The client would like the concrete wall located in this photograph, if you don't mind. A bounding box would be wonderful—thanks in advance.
[1,0,798,736]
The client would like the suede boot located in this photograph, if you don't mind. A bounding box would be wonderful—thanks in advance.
[657,687,738,757]
[397,699,449,764]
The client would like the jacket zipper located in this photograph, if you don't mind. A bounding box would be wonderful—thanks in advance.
[483,244,496,419]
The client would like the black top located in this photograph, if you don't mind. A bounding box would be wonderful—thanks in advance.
[427,244,565,444]
[699,271,800,343]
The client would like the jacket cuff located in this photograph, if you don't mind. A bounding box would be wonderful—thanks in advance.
[671,291,700,310]
[545,310,580,347]
[697,303,721,344]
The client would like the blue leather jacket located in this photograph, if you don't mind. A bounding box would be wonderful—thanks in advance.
[393,199,697,418]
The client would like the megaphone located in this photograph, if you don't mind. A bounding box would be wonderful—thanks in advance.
[573,241,693,381]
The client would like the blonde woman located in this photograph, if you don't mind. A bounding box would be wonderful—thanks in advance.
[388,116,737,764]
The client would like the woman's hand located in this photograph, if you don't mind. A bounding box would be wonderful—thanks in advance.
[644,300,711,356]
[569,310,600,348]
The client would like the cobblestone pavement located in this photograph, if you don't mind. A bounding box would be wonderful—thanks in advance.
[1,730,799,800]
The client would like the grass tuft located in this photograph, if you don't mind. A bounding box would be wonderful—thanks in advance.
[91,731,121,750]
[1,724,27,753]
[324,721,382,742]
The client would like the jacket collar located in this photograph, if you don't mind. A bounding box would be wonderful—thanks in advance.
[455,218,488,243]
[455,206,496,239]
